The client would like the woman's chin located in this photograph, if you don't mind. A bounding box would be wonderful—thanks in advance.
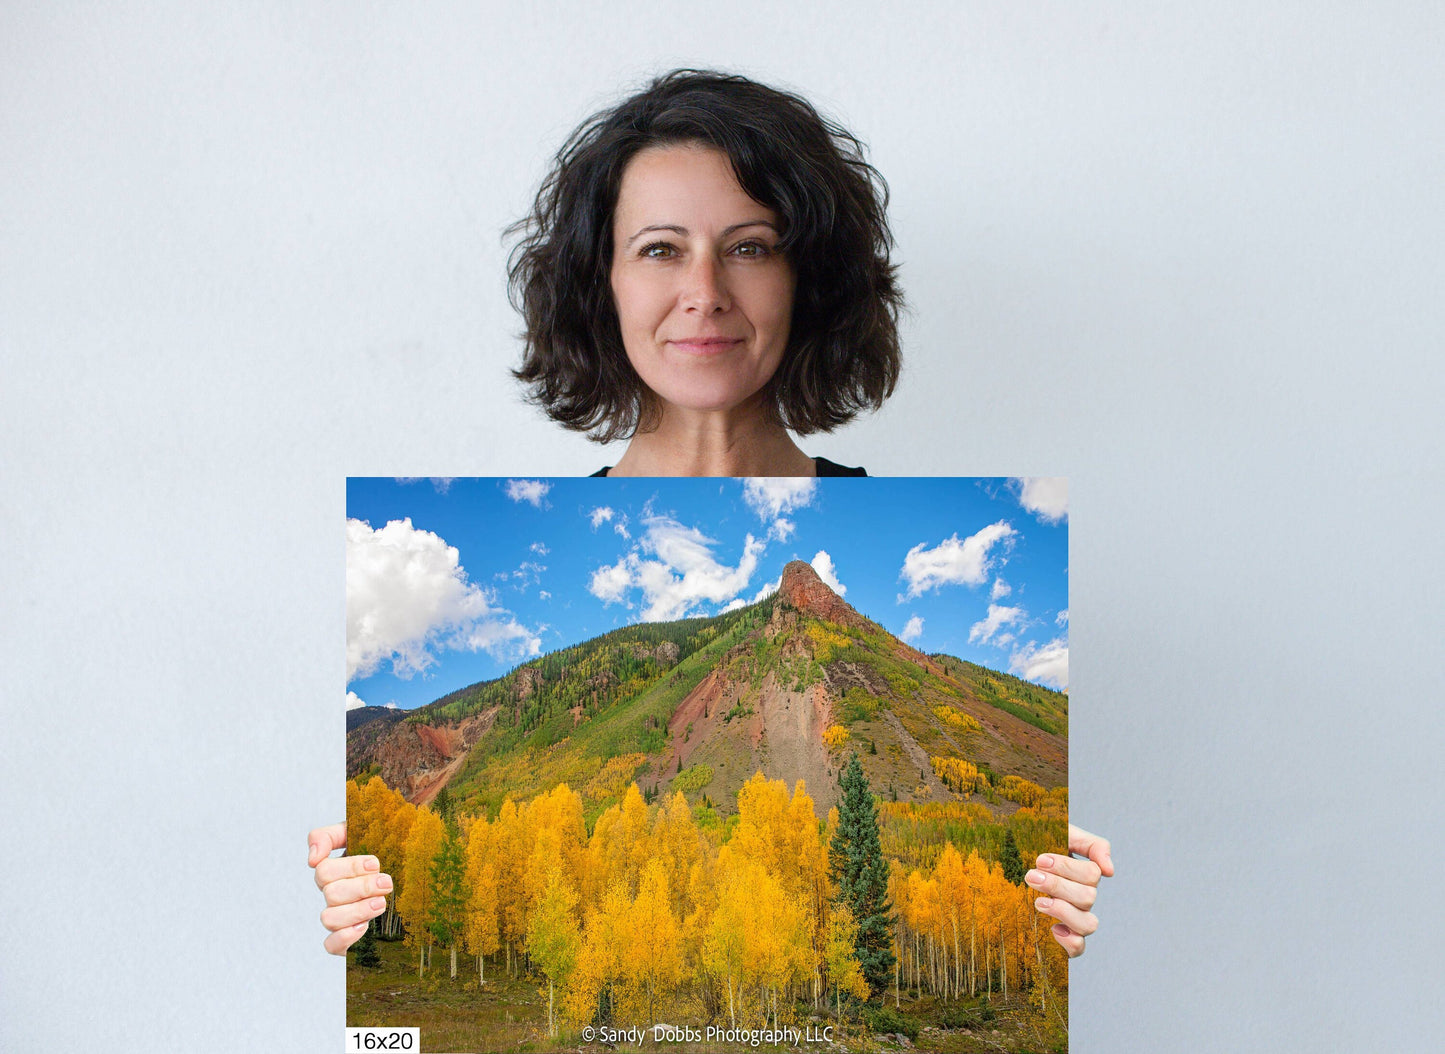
[650,385,770,421]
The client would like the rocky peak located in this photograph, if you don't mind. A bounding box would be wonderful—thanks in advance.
[776,560,863,628]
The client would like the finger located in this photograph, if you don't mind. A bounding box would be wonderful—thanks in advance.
[1049,923,1086,958]
[314,854,379,891]
[323,871,394,908]
[1033,894,1097,939]
[1025,868,1097,911]
[324,920,371,956]
[1068,823,1114,877]
[321,895,388,934]
[308,823,347,868]
[1035,852,1102,888]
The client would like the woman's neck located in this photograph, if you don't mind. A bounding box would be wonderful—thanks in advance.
[606,401,816,477]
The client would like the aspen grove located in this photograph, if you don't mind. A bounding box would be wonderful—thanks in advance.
[346,766,1068,1034]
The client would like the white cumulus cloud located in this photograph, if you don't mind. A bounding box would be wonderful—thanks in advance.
[346,691,367,711]
[588,515,765,621]
[810,550,847,596]
[347,517,540,681]
[901,615,924,643]
[530,541,549,555]
[719,598,748,614]
[900,521,1017,598]
[742,478,817,520]
[1011,477,1068,524]
[969,603,1026,645]
[1009,637,1069,690]
[589,506,614,529]
[505,479,551,507]
[768,517,795,542]
[991,577,1011,600]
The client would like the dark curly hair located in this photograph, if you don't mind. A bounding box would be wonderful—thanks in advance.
[508,69,903,443]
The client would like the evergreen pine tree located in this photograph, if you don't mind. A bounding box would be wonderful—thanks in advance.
[829,752,895,994]
[1001,828,1025,885]
[427,832,469,977]
[433,786,456,830]
[352,919,382,967]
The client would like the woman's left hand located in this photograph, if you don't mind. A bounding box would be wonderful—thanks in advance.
[1028,823,1113,957]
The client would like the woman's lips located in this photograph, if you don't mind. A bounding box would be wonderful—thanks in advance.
[667,337,743,355]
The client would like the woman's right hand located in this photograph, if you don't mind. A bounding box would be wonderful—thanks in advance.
[309,822,392,955]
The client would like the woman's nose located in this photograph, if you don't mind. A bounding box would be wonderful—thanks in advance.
[679,254,731,314]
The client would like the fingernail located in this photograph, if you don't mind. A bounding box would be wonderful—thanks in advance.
[364,856,379,871]
[308,844,318,865]
[377,875,393,892]
[353,921,369,932]
[1105,852,1113,871]
[1025,870,1044,886]
[369,897,386,912]
[1034,898,1053,911]
[1038,855,1054,869]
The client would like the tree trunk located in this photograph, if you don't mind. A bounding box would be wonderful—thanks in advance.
[1000,931,1008,999]
[450,943,457,979]
[952,915,961,1001]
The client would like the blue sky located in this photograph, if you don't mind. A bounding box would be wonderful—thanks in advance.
[346,477,1068,711]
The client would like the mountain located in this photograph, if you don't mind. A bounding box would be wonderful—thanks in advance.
[347,560,1066,822]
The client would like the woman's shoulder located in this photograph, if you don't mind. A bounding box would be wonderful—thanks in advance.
[812,456,867,477]
[590,457,866,478]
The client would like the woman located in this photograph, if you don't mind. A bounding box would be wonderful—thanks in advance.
[314,69,1112,958]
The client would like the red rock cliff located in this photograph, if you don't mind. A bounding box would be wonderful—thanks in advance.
[775,559,866,629]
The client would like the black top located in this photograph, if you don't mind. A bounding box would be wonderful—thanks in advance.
[590,456,866,478]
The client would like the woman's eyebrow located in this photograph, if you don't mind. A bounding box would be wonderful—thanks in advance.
[623,220,778,247]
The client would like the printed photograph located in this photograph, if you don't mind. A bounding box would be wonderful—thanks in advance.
[345,476,1070,1053]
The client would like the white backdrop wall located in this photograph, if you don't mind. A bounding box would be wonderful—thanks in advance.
[2,3,1442,1051]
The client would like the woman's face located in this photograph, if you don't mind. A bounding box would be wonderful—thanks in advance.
[609,143,795,420]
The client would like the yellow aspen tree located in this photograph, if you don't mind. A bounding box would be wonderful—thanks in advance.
[527,867,581,1039]
[624,858,684,1023]
[491,799,527,976]
[786,782,830,1006]
[681,857,718,991]
[935,843,966,1000]
[655,792,701,923]
[700,853,752,1029]
[732,772,789,877]
[462,814,499,986]
[585,801,625,910]
[620,783,653,890]
[345,779,367,852]
[751,867,811,1029]
[530,783,588,891]
[823,903,869,1030]
[397,807,444,977]
[886,861,908,1006]
[963,850,991,996]
[565,881,630,1027]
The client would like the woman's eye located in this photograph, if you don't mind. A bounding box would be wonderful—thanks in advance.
[731,241,771,257]
[640,242,676,259]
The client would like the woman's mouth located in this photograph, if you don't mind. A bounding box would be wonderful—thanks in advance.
[667,337,743,355]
